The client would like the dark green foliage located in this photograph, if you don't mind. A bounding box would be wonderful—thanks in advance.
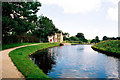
[76,33,88,42]
[95,36,100,43]
[90,39,96,43]
[63,32,69,36]
[2,16,18,36]
[91,36,100,43]
[117,37,120,40]
[69,36,79,41]
[102,36,120,41]
[103,36,108,41]
[2,2,41,36]
[2,2,62,43]
[63,37,69,41]
[2,35,40,44]
[32,16,60,42]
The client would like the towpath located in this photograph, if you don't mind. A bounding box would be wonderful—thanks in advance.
[0,43,41,79]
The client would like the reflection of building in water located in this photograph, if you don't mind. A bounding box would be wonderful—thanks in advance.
[60,46,63,48]
[48,47,58,57]
[48,47,63,61]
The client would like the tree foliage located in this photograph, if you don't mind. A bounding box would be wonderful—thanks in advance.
[103,36,108,41]
[76,33,88,42]
[69,36,79,41]
[91,36,100,43]
[32,16,60,42]
[2,2,41,36]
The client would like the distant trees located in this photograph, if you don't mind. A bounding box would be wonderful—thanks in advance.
[103,36,108,41]
[64,32,88,43]
[76,33,88,42]
[91,36,100,43]
[95,36,100,43]
[91,39,96,43]
[63,32,70,41]
[69,36,79,41]
[102,36,120,41]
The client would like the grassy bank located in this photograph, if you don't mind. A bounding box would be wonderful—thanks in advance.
[91,40,120,55]
[2,43,38,50]
[62,41,84,45]
[9,43,59,79]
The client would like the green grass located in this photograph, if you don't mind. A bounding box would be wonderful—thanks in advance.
[63,40,84,45]
[71,43,81,45]
[9,43,59,79]
[2,43,38,50]
[92,40,120,54]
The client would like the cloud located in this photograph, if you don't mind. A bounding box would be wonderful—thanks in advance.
[105,0,120,4]
[105,0,119,21]
[107,7,118,21]
[39,0,119,21]
[39,0,101,14]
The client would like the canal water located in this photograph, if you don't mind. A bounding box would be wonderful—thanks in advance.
[30,45,120,78]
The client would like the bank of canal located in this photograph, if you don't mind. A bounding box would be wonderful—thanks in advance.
[30,45,120,78]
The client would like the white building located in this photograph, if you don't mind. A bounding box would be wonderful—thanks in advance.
[48,32,63,43]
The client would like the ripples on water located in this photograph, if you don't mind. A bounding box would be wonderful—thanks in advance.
[30,45,120,78]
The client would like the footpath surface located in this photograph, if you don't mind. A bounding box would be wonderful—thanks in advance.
[0,43,40,79]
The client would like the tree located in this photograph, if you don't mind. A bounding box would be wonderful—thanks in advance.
[2,1,41,36]
[76,33,88,42]
[32,16,60,42]
[95,36,100,43]
[103,36,108,41]
[90,39,96,43]
[69,36,79,41]
[91,36,100,43]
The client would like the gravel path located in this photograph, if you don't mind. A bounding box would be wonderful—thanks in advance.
[0,43,41,79]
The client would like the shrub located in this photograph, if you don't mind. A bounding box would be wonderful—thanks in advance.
[2,35,40,44]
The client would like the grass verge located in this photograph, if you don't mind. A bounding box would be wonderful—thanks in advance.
[91,40,120,57]
[9,43,59,79]
[2,43,38,50]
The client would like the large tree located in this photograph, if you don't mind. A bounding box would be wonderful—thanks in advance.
[32,16,60,42]
[76,33,88,42]
[103,36,108,41]
[95,36,100,43]
[91,36,100,43]
[2,1,41,36]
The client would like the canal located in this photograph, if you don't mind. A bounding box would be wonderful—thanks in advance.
[30,45,120,78]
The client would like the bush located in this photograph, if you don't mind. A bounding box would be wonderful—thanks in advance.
[2,35,40,44]
[69,36,79,41]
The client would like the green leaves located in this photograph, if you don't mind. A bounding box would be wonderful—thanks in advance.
[32,16,60,42]
[76,33,88,42]
[2,2,41,36]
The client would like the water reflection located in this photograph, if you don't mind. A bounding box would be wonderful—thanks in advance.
[30,45,120,78]
[30,49,56,74]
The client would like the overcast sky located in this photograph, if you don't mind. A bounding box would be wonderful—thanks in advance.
[37,0,119,40]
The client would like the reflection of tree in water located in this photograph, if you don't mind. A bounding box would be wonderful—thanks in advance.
[31,48,56,74]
